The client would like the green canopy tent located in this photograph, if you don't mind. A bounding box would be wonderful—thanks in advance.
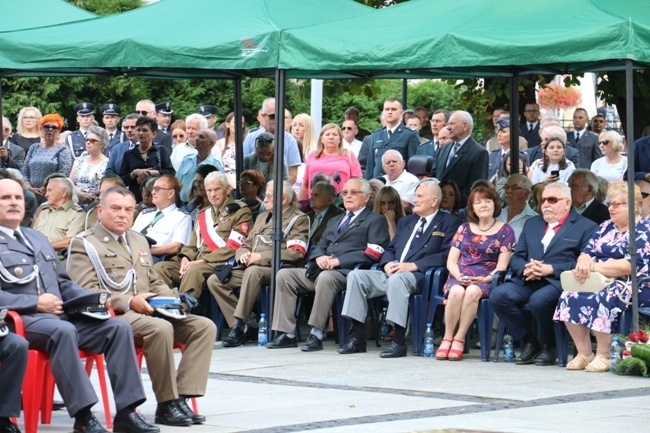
[1,0,96,33]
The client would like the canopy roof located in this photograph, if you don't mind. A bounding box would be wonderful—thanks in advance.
[2,0,96,33]
[0,0,372,78]
[279,0,650,78]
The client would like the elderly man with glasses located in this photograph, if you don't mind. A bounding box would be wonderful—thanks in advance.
[491,182,597,367]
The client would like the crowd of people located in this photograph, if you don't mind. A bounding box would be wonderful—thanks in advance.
[1,95,650,433]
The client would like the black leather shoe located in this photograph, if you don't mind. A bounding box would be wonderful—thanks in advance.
[265,333,298,349]
[535,345,558,366]
[0,418,21,433]
[301,334,323,352]
[52,400,66,411]
[222,326,247,347]
[154,402,192,426]
[176,398,206,424]
[113,411,160,433]
[515,342,542,365]
[337,337,367,354]
[380,342,407,358]
[73,413,109,433]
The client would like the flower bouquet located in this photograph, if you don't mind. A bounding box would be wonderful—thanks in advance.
[613,329,650,377]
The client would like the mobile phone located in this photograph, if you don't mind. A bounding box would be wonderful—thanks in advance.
[551,170,560,177]
[461,276,472,281]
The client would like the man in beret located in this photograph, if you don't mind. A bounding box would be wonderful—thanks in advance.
[196,104,224,140]
[0,308,28,433]
[67,102,95,158]
[0,179,157,433]
[155,101,173,134]
[101,103,123,150]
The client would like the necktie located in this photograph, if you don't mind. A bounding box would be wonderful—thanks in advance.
[117,235,130,254]
[541,222,559,253]
[109,133,114,141]
[14,231,31,251]
[141,211,164,234]
[434,140,439,152]
[387,129,392,140]
[310,213,322,236]
[575,132,580,142]
[529,124,534,133]
[338,212,354,232]
[83,131,88,138]
[446,142,459,169]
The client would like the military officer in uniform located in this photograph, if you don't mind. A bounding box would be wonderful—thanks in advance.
[0,179,157,433]
[132,174,192,262]
[154,171,252,297]
[101,103,123,150]
[67,102,95,158]
[68,185,216,427]
[208,180,309,347]
[196,104,224,140]
[0,308,28,433]
[155,101,173,134]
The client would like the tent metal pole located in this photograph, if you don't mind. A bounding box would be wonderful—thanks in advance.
[625,59,638,332]
[509,71,520,174]
[402,79,407,110]
[234,77,243,189]
[269,69,287,331]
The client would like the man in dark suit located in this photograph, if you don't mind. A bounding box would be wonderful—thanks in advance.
[520,103,542,149]
[568,169,610,225]
[627,135,650,181]
[339,179,461,357]
[431,110,488,207]
[266,178,390,352]
[307,181,344,245]
[364,98,420,180]
[0,310,28,433]
[0,179,158,433]
[491,182,597,366]
[566,108,602,169]
[2,117,26,170]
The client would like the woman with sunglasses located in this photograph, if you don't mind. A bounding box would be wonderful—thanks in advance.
[590,130,627,182]
[529,136,575,185]
[68,126,109,205]
[170,119,187,147]
[299,123,362,200]
[238,169,267,222]
[22,114,73,202]
[554,183,650,372]
[10,106,42,153]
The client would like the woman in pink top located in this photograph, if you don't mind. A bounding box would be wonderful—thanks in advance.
[299,123,362,200]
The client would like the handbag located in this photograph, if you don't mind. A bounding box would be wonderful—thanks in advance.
[560,270,614,293]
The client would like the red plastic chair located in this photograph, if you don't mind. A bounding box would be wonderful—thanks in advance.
[6,311,113,433]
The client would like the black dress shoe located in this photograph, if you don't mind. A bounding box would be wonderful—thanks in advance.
[222,326,247,347]
[0,418,21,433]
[515,342,542,365]
[154,401,192,426]
[535,345,558,366]
[265,333,298,349]
[380,342,407,358]
[52,400,66,411]
[337,337,367,354]
[176,398,206,424]
[73,413,109,433]
[113,411,160,433]
[301,334,323,352]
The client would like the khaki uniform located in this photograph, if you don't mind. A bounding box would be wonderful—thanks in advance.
[33,199,85,243]
[154,196,252,297]
[207,204,309,326]
[67,223,216,403]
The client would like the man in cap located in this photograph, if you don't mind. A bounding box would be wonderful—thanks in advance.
[196,105,224,140]
[155,101,173,134]
[100,103,123,150]
[0,308,28,433]
[0,179,158,433]
[208,180,309,347]
[154,171,252,298]
[67,102,95,158]
[68,185,216,427]
[135,100,172,153]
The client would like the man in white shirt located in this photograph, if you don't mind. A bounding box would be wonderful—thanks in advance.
[381,149,419,210]
[170,114,207,172]
[341,119,362,157]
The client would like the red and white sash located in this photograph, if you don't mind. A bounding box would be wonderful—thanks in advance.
[197,209,226,251]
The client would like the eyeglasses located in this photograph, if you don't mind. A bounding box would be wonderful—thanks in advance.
[135,110,150,116]
[540,196,567,204]
[42,125,59,131]
[608,201,627,209]
[341,189,364,196]
[151,186,173,192]
[341,126,353,131]
[85,138,100,144]
[503,185,524,191]
[598,140,610,145]
[23,116,36,120]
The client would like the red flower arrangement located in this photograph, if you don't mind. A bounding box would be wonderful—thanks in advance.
[537,83,582,111]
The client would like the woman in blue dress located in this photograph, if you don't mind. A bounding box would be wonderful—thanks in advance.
[437,186,516,361]
[554,183,650,372]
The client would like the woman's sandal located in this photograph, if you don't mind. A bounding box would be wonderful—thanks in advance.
[566,353,595,370]
[435,339,453,360]
[585,355,611,372]
[448,339,465,361]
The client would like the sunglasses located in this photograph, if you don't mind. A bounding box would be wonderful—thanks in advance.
[135,110,150,116]
[598,140,610,145]
[85,138,100,144]
[642,192,650,199]
[265,113,276,120]
[42,125,60,131]
[256,136,274,145]
[341,126,353,131]
[172,134,186,139]
[540,196,566,204]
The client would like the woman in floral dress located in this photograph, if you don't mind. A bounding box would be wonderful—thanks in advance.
[554,183,650,372]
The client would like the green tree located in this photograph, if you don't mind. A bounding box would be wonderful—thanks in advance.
[67,0,144,15]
